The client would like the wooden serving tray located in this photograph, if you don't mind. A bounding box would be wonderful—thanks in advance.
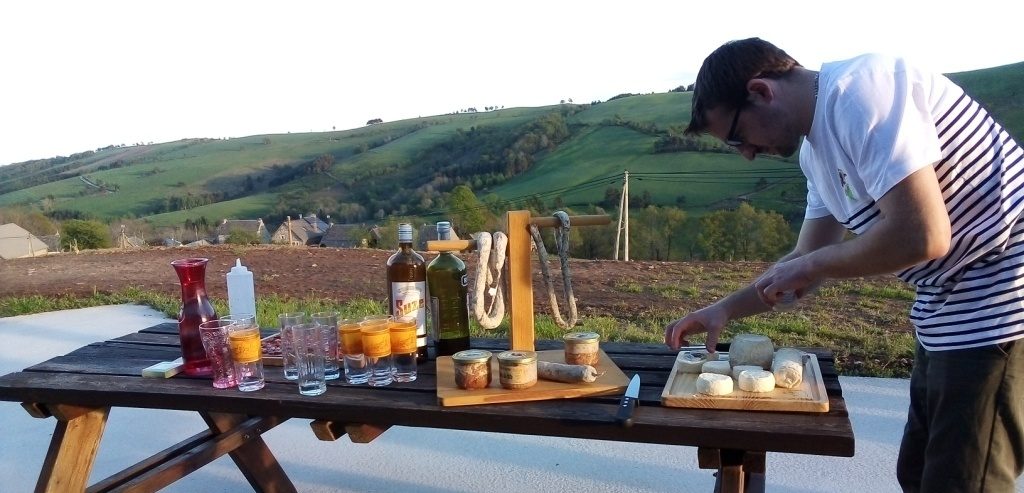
[660,351,829,413]
[436,349,630,407]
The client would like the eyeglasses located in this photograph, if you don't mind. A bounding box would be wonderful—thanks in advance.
[725,104,744,147]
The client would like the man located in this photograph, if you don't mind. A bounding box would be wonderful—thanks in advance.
[665,38,1024,492]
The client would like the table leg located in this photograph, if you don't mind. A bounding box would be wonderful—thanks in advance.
[35,405,110,493]
[202,412,297,493]
[698,448,766,493]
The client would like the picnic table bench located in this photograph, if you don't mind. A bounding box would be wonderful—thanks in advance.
[0,322,854,492]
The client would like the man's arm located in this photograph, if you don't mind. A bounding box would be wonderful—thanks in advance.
[755,165,951,304]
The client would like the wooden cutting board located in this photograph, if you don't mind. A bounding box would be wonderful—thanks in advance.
[436,349,630,407]
[661,351,829,413]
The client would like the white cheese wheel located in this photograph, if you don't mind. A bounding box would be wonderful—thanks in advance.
[731,365,762,381]
[772,348,805,389]
[738,370,776,392]
[695,372,734,396]
[729,334,774,369]
[676,351,710,374]
[701,360,732,376]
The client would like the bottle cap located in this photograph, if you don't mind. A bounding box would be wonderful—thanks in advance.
[436,221,451,241]
[228,258,250,275]
[398,223,413,242]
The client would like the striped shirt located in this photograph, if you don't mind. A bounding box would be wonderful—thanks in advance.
[801,54,1024,351]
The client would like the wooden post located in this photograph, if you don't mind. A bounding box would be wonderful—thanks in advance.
[506,210,535,351]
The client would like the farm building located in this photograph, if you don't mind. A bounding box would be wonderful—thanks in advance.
[213,219,271,244]
[272,214,330,246]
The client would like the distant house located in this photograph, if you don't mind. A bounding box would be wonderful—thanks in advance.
[213,218,271,244]
[0,223,49,259]
[271,214,330,246]
[319,223,379,248]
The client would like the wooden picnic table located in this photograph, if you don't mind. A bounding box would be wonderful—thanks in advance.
[0,322,854,493]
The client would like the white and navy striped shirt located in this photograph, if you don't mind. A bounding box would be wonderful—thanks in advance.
[801,54,1024,351]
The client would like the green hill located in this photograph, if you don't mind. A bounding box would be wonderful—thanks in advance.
[0,62,1020,236]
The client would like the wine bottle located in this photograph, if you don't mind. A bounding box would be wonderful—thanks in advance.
[387,223,428,363]
[427,221,470,356]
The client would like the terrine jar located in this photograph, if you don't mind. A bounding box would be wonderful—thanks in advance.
[452,349,492,390]
[496,350,537,390]
[563,331,601,366]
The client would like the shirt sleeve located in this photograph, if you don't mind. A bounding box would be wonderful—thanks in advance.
[832,57,942,201]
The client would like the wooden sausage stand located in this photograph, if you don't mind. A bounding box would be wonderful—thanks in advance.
[427,209,612,351]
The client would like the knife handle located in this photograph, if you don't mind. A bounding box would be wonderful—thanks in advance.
[616,395,637,427]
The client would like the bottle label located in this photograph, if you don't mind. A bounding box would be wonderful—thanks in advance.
[391,281,427,347]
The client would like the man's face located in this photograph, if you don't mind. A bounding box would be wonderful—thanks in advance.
[706,101,801,160]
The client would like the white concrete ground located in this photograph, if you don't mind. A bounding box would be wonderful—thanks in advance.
[1,305,1020,492]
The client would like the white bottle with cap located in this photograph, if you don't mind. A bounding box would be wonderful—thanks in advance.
[226,258,257,318]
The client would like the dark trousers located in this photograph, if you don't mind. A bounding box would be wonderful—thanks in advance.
[897,340,1024,492]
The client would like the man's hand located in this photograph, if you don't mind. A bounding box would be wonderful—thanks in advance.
[664,305,730,352]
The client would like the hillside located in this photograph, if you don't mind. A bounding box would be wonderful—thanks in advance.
[0,62,1021,239]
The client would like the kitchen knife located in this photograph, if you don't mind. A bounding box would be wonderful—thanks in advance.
[616,373,641,427]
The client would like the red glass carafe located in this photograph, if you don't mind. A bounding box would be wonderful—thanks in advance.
[171,258,216,376]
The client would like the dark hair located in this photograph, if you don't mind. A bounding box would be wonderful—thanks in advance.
[684,38,801,135]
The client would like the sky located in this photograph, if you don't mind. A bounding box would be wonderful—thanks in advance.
[2,0,1022,167]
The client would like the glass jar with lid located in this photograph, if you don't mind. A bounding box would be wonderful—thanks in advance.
[496,350,537,390]
[452,349,492,390]
[563,331,601,366]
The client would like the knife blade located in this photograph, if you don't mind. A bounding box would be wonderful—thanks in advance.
[616,374,641,427]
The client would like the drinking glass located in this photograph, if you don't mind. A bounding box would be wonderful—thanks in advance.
[339,319,369,384]
[311,311,341,380]
[360,319,393,387]
[199,320,237,389]
[277,312,306,380]
[292,323,327,396]
[224,314,264,392]
[389,316,418,382]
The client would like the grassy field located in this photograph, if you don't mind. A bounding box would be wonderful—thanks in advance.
[0,62,1019,235]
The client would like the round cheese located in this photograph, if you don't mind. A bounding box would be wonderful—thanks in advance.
[676,350,710,374]
[729,334,774,369]
[695,372,733,396]
[738,370,776,392]
[730,365,762,381]
[701,360,732,376]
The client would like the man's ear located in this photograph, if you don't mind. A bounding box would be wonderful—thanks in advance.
[746,78,774,105]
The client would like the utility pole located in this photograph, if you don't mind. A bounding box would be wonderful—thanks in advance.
[614,170,631,261]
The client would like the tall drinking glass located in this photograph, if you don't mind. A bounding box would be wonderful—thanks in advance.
[292,323,327,396]
[224,314,264,391]
[339,319,369,384]
[199,320,237,389]
[389,316,418,382]
[278,312,305,381]
[311,311,341,380]
[360,319,393,387]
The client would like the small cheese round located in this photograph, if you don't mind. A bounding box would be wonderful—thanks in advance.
[701,360,732,376]
[676,350,710,373]
[729,334,774,369]
[731,365,763,381]
[738,370,776,392]
[695,372,734,396]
